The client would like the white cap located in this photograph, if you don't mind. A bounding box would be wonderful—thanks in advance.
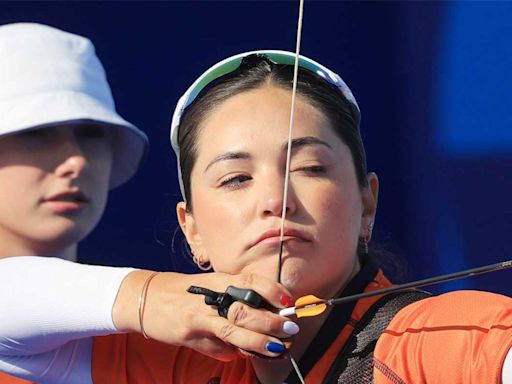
[0,23,148,189]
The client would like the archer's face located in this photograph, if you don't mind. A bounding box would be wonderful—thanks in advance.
[0,124,113,258]
[178,85,377,299]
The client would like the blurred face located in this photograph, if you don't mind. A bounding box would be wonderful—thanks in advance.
[0,124,113,257]
[178,86,378,299]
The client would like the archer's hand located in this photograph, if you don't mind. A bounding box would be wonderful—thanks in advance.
[113,270,298,361]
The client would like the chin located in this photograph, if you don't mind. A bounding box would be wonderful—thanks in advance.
[281,266,339,300]
[279,267,314,298]
[240,259,321,296]
[280,276,302,296]
[36,220,95,248]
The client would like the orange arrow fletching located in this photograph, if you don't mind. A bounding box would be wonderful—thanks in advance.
[295,294,324,306]
[294,295,327,318]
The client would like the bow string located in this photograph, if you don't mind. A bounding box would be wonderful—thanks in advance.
[277,0,306,382]
[277,0,305,285]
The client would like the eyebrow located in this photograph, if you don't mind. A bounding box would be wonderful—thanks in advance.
[205,151,251,173]
[204,136,332,173]
[282,136,333,153]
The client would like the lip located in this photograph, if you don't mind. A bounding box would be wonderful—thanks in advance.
[249,228,312,249]
[42,190,89,213]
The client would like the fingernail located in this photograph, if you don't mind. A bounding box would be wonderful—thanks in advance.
[280,294,295,307]
[282,321,300,336]
[265,341,286,354]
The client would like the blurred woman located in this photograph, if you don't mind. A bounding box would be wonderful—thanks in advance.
[0,22,147,383]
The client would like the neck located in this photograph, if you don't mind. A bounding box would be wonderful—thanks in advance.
[251,259,362,383]
[54,245,78,261]
[251,309,331,384]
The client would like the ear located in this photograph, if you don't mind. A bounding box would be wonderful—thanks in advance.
[360,172,379,240]
[176,201,208,262]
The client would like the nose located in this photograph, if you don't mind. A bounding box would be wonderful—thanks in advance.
[258,175,297,218]
[54,133,88,180]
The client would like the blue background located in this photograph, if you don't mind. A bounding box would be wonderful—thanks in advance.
[2,1,511,295]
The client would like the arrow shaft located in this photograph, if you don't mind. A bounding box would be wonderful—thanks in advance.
[328,260,512,307]
[284,260,512,317]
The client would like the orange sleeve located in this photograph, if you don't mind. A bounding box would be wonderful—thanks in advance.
[373,290,512,384]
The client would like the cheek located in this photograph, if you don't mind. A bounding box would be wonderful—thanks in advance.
[310,179,362,220]
[191,188,251,273]
[288,185,362,298]
[0,166,39,197]
[329,189,361,227]
[87,145,113,184]
[0,167,40,226]
[314,183,363,251]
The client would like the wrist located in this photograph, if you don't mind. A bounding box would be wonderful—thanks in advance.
[112,270,156,332]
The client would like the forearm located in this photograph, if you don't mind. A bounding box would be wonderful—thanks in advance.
[0,256,135,355]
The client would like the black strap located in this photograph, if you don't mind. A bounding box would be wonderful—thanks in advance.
[323,290,432,384]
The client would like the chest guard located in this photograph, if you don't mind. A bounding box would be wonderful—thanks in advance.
[323,290,432,384]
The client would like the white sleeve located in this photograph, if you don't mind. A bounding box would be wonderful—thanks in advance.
[0,256,136,382]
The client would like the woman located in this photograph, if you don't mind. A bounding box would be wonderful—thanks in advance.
[0,22,147,383]
[2,47,512,383]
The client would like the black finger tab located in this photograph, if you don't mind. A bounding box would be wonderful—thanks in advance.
[187,285,265,318]
[225,286,263,308]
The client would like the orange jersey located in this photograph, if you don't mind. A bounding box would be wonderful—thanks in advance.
[92,261,392,384]
[373,290,512,384]
[4,263,512,383]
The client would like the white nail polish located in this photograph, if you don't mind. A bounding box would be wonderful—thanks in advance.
[283,321,300,335]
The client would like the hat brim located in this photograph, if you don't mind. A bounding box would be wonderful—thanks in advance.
[0,90,148,189]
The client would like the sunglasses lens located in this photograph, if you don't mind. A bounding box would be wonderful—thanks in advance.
[183,52,345,110]
[184,58,243,108]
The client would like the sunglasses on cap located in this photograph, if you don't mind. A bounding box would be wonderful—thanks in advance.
[171,50,359,150]
[170,49,360,198]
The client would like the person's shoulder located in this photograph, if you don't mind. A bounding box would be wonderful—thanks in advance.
[373,290,512,383]
[390,290,512,329]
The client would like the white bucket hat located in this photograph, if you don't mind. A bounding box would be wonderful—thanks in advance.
[0,22,148,189]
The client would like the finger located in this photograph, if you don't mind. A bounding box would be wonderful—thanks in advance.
[237,338,293,359]
[233,273,294,309]
[204,315,289,357]
[184,272,295,310]
[227,301,300,339]
[187,337,239,362]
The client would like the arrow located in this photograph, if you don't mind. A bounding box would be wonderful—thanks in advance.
[279,260,512,318]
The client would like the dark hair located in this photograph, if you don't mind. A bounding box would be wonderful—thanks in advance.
[178,54,367,212]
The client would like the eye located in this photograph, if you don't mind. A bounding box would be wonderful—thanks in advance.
[295,165,327,176]
[18,129,51,138]
[76,125,110,140]
[303,165,326,174]
[219,174,252,189]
